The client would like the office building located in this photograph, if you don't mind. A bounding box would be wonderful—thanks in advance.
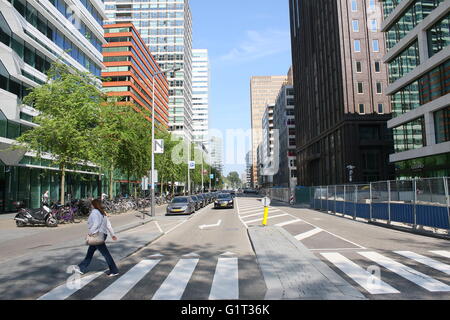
[289,0,395,186]
[273,82,297,189]
[382,0,450,177]
[103,23,169,128]
[209,136,223,175]
[192,49,209,147]
[259,104,275,188]
[105,0,193,140]
[0,0,106,211]
[250,75,287,188]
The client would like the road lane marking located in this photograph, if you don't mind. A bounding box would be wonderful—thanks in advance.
[154,221,163,233]
[209,258,239,300]
[244,213,290,224]
[93,260,160,300]
[395,251,450,276]
[38,271,103,300]
[199,219,222,230]
[320,252,400,294]
[241,210,281,219]
[275,219,302,227]
[294,227,323,241]
[358,252,450,292]
[430,251,450,259]
[152,258,199,300]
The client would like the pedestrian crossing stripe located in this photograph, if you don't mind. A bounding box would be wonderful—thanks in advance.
[394,251,450,276]
[209,257,239,300]
[358,251,450,292]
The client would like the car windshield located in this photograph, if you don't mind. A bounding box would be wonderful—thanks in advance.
[218,194,231,199]
[172,197,188,203]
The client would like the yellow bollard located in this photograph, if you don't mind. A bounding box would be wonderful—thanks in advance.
[262,206,269,226]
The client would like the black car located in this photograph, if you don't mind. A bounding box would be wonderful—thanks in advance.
[166,196,196,215]
[214,193,234,209]
[196,194,207,207]
[191,195,202,210]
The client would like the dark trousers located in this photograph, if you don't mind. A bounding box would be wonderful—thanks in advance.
[78,234,119,274]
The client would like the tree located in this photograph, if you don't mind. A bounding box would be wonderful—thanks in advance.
[227,171,241,189]
[16,62,103,205]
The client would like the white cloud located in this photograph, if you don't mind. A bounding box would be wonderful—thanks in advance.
[218,29,290,63]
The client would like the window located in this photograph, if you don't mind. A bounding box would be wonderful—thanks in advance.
[375,61,381,72]
[378,103,384,114]
[352,20,359,32]
[370,19,378,32]
[359,104,365,114]
[434,106,450,144]
[427,12,450,57]
[357,82,364,94]
[376,82,382,94]
[354,40,361,52]
[393,117,426,153]
[369,0,376,10]
[351,0,358,12]
[372,39,379,52]
[356,61,362,73]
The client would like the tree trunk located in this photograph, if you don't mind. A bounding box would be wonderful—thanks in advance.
[60,163,65,205]
[109,165,114,200]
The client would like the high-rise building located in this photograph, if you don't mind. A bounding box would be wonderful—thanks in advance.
[245,151,252,188]
[259,104,275,188]
[0,0,106,211]
[192,49,209,147]
[289,0,395,186]
[105,0,193,141]
[250,75,287,188]
[273,82,297,189]
[103,23,169,128]
[381,0,450,178]
[209,136,223,175]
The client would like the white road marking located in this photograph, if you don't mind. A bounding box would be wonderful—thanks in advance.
[430,251,450,259]
[154,221,164,233]
[395,251,450,275]
[38,272,103,300]
[152,258,199,300]
[358,252,450,292]
[244,213,290,224]
[320,252,400,294]
[295,227,323,241]
[93,260,160,300]
[275,219,302,227]
[199,219,222,229]
[209,258,239,300]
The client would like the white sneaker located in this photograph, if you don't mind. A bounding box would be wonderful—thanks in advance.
[107,272,119,277]
[73,266,84,275]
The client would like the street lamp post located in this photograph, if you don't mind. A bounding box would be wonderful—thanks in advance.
[151,67,181,218]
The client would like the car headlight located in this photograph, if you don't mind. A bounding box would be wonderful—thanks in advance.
[229,200,233,204]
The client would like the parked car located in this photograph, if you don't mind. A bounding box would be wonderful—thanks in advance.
[190,195,202,211]
[166,196,196,215]
[196,194,207,207]
[214,193,234,209]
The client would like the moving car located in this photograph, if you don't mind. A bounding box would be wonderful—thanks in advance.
[166,196,196,215]
[214,193,234,209]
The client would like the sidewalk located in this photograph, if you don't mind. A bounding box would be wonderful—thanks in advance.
[248,226,366,300]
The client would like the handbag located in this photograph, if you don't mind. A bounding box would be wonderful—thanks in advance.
[86,214,106,246]
[86,232,105,246]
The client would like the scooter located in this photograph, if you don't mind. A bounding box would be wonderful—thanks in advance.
[14,201,58,227]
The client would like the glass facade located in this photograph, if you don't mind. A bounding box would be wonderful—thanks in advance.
[393,117,426,153]
[388,40,420,83]
[427,12,450,57]
[382,0,405,19]
[395,152,450,177]
[434,106,450,144]
[386,0,444,49]
[391,81,420,117]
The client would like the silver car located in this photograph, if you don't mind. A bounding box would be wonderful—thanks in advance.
[166,196,196,215]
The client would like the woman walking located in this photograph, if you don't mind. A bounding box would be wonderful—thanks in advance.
[75,199,119,277]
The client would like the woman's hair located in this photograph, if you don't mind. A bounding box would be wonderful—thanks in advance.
[91,199,107,216]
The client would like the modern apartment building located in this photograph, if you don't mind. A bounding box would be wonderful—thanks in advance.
[250,75,287,188]
[381,0,450,177]
[105,0,193,141]
[273,83,298,189]
[0,0,106,211]
[259,104,276,188]
[103,23,169,128]
[289,0,395,186]
[192,49,209,147]
[209,135,223,175]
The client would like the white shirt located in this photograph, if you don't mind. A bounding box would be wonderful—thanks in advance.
[87,209,115,237]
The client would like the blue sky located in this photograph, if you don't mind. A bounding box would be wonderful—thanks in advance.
[190,0,292,177]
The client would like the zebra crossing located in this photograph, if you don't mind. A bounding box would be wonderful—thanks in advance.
[38,254,242,300]
[320,250,450,295]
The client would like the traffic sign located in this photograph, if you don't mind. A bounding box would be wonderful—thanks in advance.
[154,139,164,154]
[262,197,271,207]
[188,161,196,169]
[210,174,214,179]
